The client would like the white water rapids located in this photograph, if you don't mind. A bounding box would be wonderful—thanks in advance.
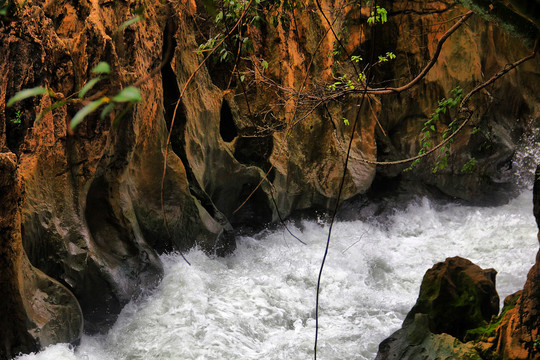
[17,189,538,360]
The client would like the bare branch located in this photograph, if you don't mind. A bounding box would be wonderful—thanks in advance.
[364,10,474,95]
[349,41,537,166]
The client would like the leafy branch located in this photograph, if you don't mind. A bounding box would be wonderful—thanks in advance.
[6,62,142,131]
[405,86,463,172]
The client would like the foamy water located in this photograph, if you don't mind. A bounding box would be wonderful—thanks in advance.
[17,190,538,360]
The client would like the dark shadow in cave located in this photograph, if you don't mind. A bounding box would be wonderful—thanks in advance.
[219,100,238,142]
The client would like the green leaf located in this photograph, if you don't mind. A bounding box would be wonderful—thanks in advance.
[7,86,48,107]
[70,98,106,130]
[132,4,146,16]
[79,77,102,98]
[100,103,116,120]
[112,86,141,102]
[240,75,245,82]
[215,11,223,23]
[117,16,141,33]
[91,62,110,74]
[261,60,268,70]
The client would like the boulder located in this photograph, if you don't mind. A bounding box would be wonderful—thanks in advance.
[404,256,499,340]
[376,257,499,359]
[376,313,483,360]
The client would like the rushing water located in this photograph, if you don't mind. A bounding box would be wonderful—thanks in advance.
[17,189,538,360]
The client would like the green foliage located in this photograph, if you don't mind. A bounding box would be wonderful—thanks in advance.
[7,62,142,131]
[69,84,141,130]
[461,158,476,174]
[343,117,350,126]
[7,86,49,107]
[198,0,302,65]
[114,5,146,35]
[92,62,111,74]
[328,74,358,91]
[9,110,22,125]
[70,98,107,130]
[405,87,463,172]
[367,6,387,26]
[116,16,141,33]
[0,0,25,19]
[79,77,102,99]
[112,86,142,102]
[377,51,396,63]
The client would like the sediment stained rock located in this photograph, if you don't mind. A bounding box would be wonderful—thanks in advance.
[0,0,231,335]
[0,152,82,359]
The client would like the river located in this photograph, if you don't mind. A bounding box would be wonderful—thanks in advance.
[17,188,538,360]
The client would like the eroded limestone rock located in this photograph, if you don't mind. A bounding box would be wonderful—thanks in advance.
[0,152,82,359]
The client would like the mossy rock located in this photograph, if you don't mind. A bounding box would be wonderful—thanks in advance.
[404,257,499,340]
[376,313,484,360]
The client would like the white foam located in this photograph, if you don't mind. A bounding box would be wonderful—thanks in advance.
[17,191,538,360]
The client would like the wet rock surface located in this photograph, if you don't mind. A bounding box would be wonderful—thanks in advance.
[0,152,82,359]
[376,313,483,360]
[404,256,499,340]
[376,256,498,359]
[478,166,540,359]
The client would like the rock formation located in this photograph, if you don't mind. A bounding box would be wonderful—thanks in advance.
[375,257,498,359]
[403,257,499,340]
[0,152,82,359]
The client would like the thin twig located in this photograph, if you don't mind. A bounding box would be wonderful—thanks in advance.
[348,41,538,166]
[341,231,367,254]
[269,188,306,245]
[314,89,369,360]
